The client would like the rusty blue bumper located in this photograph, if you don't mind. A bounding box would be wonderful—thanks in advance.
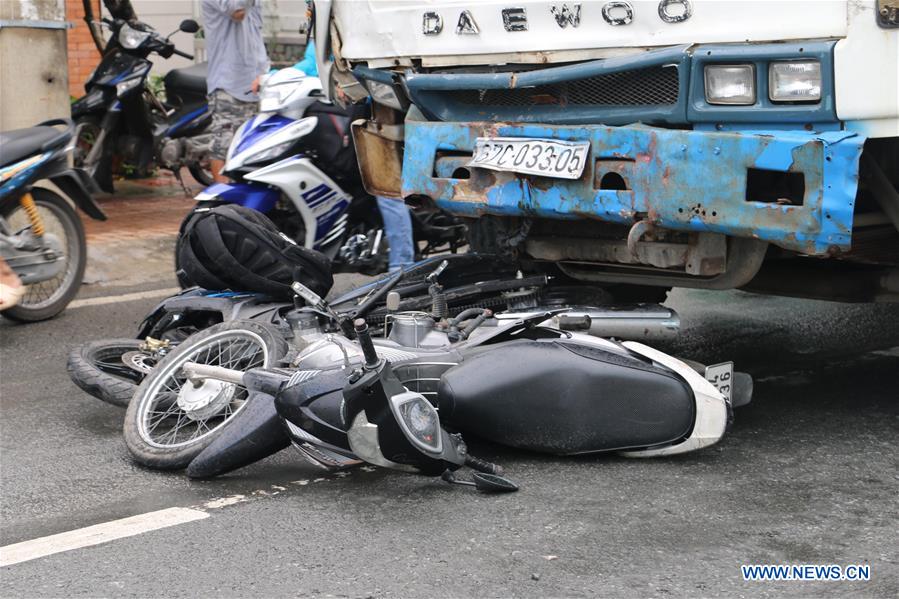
[401,119,865,256]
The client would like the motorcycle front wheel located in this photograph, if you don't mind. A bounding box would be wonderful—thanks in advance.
[1,188,87,322]
[187,161,214,187]
[123,320,288,469]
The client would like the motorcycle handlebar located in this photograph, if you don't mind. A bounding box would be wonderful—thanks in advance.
[172,48,194,60]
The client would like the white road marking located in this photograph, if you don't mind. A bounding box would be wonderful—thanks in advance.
[0,469,360,567]
[0,507,208,567]
[68,287,180,309]
[202,494,247,510]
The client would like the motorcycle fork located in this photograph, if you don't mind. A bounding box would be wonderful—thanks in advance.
[19,193,45,239]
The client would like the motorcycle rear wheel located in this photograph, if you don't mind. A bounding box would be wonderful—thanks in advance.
[67,339,150,408]
[1,188,87,322]
[123,320,288,469]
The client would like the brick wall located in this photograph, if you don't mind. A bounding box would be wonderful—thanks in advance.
[65,0,102,97]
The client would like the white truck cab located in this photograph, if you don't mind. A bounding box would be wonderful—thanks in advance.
[314,0,899,302]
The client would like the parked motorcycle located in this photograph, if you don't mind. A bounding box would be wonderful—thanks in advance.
[0,119,106,321]
[72,16,212,192]
[179,67,466,277]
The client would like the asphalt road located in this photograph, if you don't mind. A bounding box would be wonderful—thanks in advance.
[1,277,897,597]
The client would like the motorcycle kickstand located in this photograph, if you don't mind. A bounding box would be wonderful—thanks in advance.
[173,168,192,198]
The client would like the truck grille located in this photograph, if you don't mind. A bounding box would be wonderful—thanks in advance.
[449,64,679,108]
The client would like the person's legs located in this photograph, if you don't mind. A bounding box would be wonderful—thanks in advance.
[376,196,415,272]
[208,91,257,183]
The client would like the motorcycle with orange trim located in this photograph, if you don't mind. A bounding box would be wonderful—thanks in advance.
[0,119,106,322]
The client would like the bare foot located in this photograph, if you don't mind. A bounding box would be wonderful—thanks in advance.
[0,257,25,311]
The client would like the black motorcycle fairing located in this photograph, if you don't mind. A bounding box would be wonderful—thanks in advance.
[88,50,151,92]
[48,169,106,221]
[136,289,286,341]
[186,391,290,479]
[437,339,697,455]
[275,368,353,452]
[343,359,462,477]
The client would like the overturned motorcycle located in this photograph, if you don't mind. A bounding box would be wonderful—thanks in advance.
[74,257,752,491]
[68,253,684,406]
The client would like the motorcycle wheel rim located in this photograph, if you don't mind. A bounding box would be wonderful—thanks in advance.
[5,199,81,310]
[136,329,269,449]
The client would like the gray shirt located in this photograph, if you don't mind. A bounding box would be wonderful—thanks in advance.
[201,0,270,101]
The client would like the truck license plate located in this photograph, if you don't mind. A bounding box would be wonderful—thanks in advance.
[469,137,590,180]
[704,361,734,404]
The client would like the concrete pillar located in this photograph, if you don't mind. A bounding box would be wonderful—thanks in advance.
[0,0,70,129]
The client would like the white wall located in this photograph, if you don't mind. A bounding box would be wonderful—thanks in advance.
[131,0,197,73]
[126,0,309,73]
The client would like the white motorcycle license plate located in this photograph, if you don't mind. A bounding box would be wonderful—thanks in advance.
[704,361,734,404]
[469,137,590,180]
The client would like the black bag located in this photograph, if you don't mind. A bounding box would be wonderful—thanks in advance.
[301,101,366,190]
[177,204,333,300]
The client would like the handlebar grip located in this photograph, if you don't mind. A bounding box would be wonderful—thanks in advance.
[354,319,380,368]
[173,48,194,60]
[464,455,504,476]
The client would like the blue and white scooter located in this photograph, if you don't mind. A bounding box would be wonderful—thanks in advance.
[184,68,391,274]
[181,68,466,278]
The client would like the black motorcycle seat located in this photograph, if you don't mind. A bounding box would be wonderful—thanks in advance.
[164,62,208,95]
[438,339,696,454]
[0,126,67,168]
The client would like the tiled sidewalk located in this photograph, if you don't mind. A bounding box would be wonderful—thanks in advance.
[83,172,198,244]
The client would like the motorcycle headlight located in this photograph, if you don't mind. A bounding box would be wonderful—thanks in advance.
[244,140,295,164]
[768,61,821,103]
[259,86,293,113]
[389,391,442,455]
[115,77,143,97]
[118,23,151,50]
[704,64,756,105]
[366,80,404,111]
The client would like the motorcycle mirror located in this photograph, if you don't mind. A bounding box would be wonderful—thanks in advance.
[472,472,519,493]
[179,19,200,33]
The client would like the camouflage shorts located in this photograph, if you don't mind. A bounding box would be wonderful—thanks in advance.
[208,90,258,160]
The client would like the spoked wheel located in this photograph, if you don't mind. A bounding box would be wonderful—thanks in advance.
[1,188,87,322]
[123,320,288,469]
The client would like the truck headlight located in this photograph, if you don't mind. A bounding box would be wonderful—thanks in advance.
[704,64,755,105]
[366,80,404,111]
[768,61,821,103]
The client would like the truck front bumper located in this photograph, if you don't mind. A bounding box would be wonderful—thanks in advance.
[401,119,865,256]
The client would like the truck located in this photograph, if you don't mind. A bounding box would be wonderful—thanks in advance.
[312,0,899,302]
